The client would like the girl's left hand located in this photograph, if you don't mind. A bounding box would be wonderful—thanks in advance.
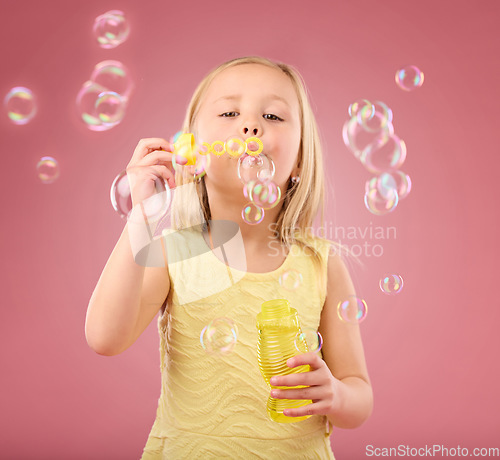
[269,352,339,418]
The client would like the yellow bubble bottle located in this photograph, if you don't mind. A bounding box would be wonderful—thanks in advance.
[256,299,312,423]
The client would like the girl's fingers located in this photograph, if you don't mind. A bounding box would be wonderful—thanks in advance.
[270,368,323,387]
[286,353,324,370]
[130,138,173,163]
[271,386,324,401]
[282,402,325,418]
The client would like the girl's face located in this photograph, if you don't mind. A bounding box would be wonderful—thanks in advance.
[194,63,302,192]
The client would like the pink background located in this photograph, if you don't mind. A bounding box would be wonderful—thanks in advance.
[1,0,499,458]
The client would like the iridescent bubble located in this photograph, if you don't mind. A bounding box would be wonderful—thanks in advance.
[184,152,211,180]
[246,179,281,209]
[367,171,411,201]
[294,328,323,353]
[241,202,264,225]
[395,65,424,91]
[279,270,303,291]
[342,115,393,159]
[93,10,130,49]
[76,80,116,131]
[95,91,126,125]
[225,136,246,158]
[380,274,404,295]
[200,317,238,355]
[348,99,374,123]
[237,153,275,184]
[90,60,134,101]
[389,170,412,200]
[361,134,407,174]
[337,296,368,323]
[111,168,171,222]
[172,131,183,143]
[364,186,398,216]
[359,101,393,133]
[4,87,37,125]
[36,157,60,184]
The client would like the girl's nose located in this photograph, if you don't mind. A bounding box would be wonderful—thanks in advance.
[242,126,259,136]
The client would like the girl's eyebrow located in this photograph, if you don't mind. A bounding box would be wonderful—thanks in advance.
[214,94,290,107]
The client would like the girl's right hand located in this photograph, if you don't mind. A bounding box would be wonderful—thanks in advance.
[126,137,187,207]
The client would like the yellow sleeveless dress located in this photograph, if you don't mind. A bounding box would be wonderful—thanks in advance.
[141,232,335,459]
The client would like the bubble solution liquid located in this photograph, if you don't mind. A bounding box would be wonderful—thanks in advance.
[256,299,312,423]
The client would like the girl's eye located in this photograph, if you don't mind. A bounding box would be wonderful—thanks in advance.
[263,114,284,121]
[220,112,238,117]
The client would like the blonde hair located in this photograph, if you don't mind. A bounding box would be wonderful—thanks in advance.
[169,56,345,293]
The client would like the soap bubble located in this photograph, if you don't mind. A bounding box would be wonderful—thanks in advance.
[364,186,398,215]
[95,91,126,125]
[110,168,171,222]
[241,202,264,225]
[395,65,424,91]
[200,317,238,355]
[76,80,116,131]
[90,60,134,101]
[295,328,323,353]
[380,274,404,295]
[337,296,368,323]
[4,87,37,125]
[246,179,281,209]
[225,136,246,158]
[279,270,303,291]
[361,134,407,173]
[342,115,393,159]
[237,153,275,184]
[348,99,374,123]
[36,157,60,184]
[389,171,412,200]
[93,10,130,49]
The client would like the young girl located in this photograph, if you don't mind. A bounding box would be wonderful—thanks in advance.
[86,56,373,459]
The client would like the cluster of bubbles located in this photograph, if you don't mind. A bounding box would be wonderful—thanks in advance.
[379,273,404,295]
[76,60,133,131]
[395,65,424,92]
[343,99,412,215]
[93,10,130,49]
[3,88,61,184]
[77,11,133,131]
[200,317,238,356]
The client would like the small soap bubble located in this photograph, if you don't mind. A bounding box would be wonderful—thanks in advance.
[200,317,238,355]
[348,99,374,123]
[241,202,264,225]
[247,179,281,209]
[337,296,368,323]
[185,152,210,180]
[4,87,37,125]
[225,136,246,158]
[95,91,126,125]
[36,156,60,184]
[237,153,275,184]
[395,65,424,91]
[110,168,171,222]
[342,116,393,159]
[361,135,407,174]
[364,186,399,216]
[90,60,134,101]
[380,274,404,295]
[294,328,323,353]
[279,270,303,291]
[93,10,130,49]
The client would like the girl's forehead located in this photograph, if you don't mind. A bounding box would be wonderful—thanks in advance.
[205,64,298,104]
